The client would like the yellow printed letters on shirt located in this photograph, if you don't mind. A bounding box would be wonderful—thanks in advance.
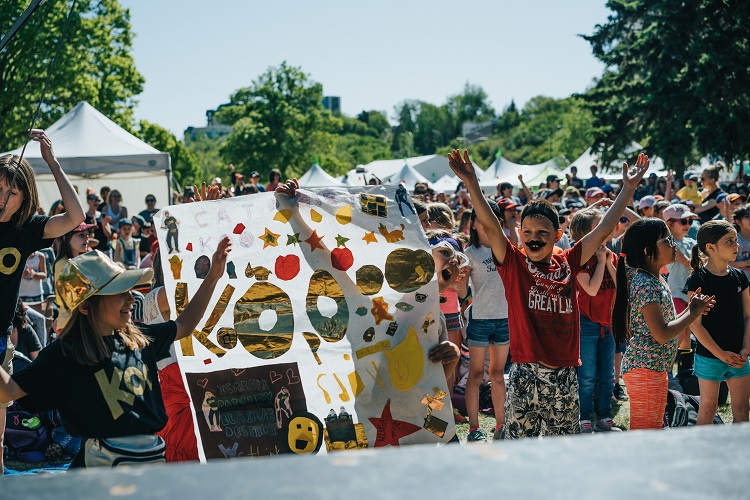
[94,364,153,419]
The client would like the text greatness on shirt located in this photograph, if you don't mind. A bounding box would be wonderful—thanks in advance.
[525,257,573,314]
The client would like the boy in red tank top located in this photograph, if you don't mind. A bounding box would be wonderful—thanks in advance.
[448,149,649,438]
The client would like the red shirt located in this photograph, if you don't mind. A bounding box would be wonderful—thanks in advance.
[577,254,617,326]
[495,241,584,367]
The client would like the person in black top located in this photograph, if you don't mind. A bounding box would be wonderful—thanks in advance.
[693,164,726,223]
[11,299,42,361]
[0,130,85,474]
[0,237,232,467]
[685,220,750,425]
[138,194,159,223]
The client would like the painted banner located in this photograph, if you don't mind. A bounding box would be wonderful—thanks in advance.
[154,185,454,461]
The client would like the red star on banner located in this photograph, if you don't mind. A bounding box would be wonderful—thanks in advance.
[304,229,325,252]
[368,399,421,447]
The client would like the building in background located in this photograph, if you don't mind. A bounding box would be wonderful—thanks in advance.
[184,105,233,143]
[323,96,341,114]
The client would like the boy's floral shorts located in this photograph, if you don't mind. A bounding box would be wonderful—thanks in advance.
[504,362,580,438]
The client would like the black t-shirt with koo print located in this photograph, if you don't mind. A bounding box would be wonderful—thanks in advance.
[13,321,177,438]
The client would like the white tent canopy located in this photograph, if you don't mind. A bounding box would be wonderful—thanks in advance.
[1,101,171,212]
[298,163,344,187]
[563,144,666,181]
[381,163,430,189]
[479,156,558,189]
[431,175,460,193]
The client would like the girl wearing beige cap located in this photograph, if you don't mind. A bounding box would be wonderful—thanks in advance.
[0,237,231,467]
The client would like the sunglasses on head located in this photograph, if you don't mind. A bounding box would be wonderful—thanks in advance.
[669,218,692,226]
[431,240,470,268]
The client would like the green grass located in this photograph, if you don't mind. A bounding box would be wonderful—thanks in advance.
[455,381,735,443]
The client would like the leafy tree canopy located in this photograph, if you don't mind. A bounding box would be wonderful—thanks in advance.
[217,61,342,178]
[134,120,201,187]
[0,0,144,150]
[584,0,750,173]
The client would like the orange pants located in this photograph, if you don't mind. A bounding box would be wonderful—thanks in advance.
[157,362,199,462]
[623,368,667,430]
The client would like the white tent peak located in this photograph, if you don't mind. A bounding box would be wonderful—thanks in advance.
[382,162,430,189]
[1,101,171,210]
[479,155,558,188]
[298,163,344,187]
[6,101,163,161]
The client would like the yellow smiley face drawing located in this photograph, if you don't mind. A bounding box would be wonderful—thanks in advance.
[286,411,323,455]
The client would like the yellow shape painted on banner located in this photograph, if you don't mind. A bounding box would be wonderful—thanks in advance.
[310,209,323,223]
[348,371,365,397]
[335,205,352,225]
[274,210,292,223]
[384,326,424,392]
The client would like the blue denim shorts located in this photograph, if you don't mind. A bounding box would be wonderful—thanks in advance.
[694,354,750,382]
[466,310,509,348]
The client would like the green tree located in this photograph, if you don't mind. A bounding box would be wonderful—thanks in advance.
[185,134,226,185]
[135,121,201,187]
[0,0,144,150]
[447,82,496,128]
[216,62,342,178]
[356,110,390,138]
[584,0,750,173]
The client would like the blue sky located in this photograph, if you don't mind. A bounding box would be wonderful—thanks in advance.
[120,0,611,136]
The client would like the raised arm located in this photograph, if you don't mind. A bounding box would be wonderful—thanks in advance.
[665,170,674,201]
[517,174,533,203]
[579,154,650,265]
[30,130,85,239]
[448,150,509,264]
[174,236,232,340]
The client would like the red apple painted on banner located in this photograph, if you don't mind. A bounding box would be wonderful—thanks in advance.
[331,247,354,271]
[275,254,300,280]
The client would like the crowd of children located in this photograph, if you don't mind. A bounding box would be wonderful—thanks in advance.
[0,136,748,472]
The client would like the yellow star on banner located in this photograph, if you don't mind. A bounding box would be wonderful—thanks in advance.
[260,228,280,248]
[305,229,325,252]
[371,296,394,325]
[362,231,378,244]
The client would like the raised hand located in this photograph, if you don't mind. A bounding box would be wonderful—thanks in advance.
[189,182,222,203]
[209,236,232,277]
[622,153,650,191]
[29,129,55,166]
[276,178,300,198]
[447,149,477,184]
[689,287,715,316]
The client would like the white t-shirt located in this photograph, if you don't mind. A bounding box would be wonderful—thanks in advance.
[464,244,508,320]
[144,286,178,370]
[667,236,696,301]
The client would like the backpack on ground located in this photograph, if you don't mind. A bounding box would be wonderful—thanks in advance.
[4,402,51,463]
[664,389,723,427]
